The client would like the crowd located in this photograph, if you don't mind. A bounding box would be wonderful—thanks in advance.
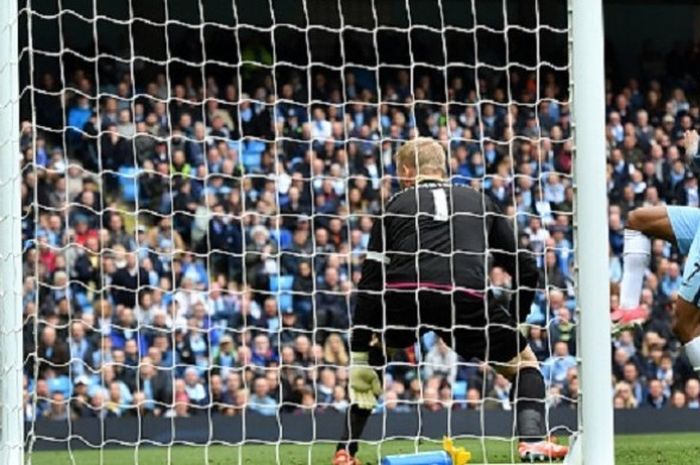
[20,40,700,424]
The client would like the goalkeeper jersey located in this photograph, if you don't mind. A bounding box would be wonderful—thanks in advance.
[351,179,539,352]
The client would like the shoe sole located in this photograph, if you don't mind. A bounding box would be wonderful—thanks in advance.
[611,319,643,335]
[521,451,565,462]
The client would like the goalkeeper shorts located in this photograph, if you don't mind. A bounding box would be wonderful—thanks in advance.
[380,288,526,363]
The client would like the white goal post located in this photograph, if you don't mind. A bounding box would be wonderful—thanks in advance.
[0,0,23,464]
[0,0,615,464]
[571,1,614,464]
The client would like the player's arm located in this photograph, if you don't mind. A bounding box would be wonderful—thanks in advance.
[488,206,540,322]
[349,216,386,410]
[351,216,385,352]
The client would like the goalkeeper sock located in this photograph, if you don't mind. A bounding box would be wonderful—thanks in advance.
[336,404,372,456]
[619,229,651,309]
[684,336,700,372]
[512,366,546,443]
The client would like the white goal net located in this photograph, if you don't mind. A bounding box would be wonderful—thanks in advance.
[16,0,578,463]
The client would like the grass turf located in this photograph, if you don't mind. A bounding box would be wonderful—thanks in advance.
[26,433,700,465]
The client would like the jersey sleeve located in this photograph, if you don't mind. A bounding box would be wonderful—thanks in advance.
[487,205,540,322]
[351,216,386,352]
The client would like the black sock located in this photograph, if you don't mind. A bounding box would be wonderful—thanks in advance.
[511,366,546,442]
[336,404,372,456]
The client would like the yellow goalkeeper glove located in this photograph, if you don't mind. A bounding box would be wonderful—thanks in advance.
[349,352,382,411]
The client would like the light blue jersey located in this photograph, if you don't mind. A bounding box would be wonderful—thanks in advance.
[667,206,700,304]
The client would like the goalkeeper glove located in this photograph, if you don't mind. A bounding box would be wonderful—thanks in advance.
[349,352,382,411]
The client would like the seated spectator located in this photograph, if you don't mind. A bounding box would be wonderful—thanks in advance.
[316,368,336,406]
[621,362,646,406]
[465,388,482,411]
[315,267,349,332]
[644,379,668,409]
[486,374,512,410]
[423,339,458,386]
[137,357,172,416]
[36,325,69,377]
[422,386,443,412]
[331,385,349,412]
[70,376,92,419]
[659,262,682,299]
[211,335,237,379]
[541,342,577,387]
[670,390,687,409]
[44,392,69,421]
[183,367,208,408]
[105,381,127,417]
[292,261,314,315]
[614,382,638,409]
[209,375,226,414]
[251,334,278,367]
[323,333,349,367]
[249,377,277,416]
[528,326,550,361]
[684,378,700,409]
[111,308,145,352]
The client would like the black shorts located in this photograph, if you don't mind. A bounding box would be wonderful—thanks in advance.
[379,289,526,364]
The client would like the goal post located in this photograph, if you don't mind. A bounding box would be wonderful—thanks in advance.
[0,0,23,464]
[571,0,614,464]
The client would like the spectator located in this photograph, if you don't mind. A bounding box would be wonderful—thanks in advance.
[315,267,349,332]
[670,390,687,409]
[614,382,638,409]
[137,357,172,416]
[645,379,668,409]
[36,326,70,377]
[45,392,69,421]
[323,333,349,367]
[316,368,336,406]
[621,362,646,406]
[249,377,277,416]
[21,41,700,423]
[541,342,577,387]
[684,379,700,409]
[423,339,458,386]
[251,334,278,367]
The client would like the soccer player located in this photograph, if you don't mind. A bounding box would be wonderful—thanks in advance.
[613,129,700,373]
[332,138,568,465]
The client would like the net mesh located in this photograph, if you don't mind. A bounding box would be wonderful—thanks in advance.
[19,0,574,463]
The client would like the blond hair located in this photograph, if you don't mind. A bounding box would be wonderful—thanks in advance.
[614,381,638,409]
[323,333,349,366]
[394,137,447,177]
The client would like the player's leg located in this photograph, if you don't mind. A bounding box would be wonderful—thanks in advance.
[463,300,568,461]
[614,206,696,327]
[626,206,676,242]
[672,227,700,376]
[673,298,700,372]
[333,344,406,465]
[495,346,569,461]
[334,345,382,465]
[334,291,417,465]
[495,346,543,440]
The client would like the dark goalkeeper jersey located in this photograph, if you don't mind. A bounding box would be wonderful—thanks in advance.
[351,180,539,351]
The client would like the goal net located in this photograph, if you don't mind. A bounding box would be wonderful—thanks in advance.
[17,0,578,463]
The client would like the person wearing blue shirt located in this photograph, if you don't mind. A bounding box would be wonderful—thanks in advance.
[660,262,683,298]
[248,377,277,416]
[541,341,577,387]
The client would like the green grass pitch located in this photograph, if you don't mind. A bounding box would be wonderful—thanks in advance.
[27,433,700,465]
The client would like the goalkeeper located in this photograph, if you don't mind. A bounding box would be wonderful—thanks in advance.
[333,138,568,464]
